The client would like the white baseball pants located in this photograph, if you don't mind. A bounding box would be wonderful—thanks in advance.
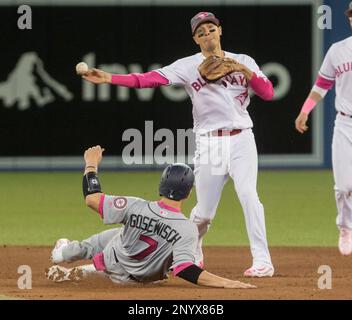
[190,129,273,268]
[333,113,352,230]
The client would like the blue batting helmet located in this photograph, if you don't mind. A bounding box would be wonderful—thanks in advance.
[159,163,194,201]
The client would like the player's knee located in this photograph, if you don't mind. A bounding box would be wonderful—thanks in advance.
[190,215,212,235]
[191,215,211,226]
[190,206,215,221]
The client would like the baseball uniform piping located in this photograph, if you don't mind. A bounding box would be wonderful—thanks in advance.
[147,203,187,220]
[157,200,181,212]
[98,194,105,219]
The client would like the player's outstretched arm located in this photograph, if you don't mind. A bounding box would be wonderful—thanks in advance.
[197,270,256,289]
[176,264,255,289]
[82,145,105,212]
[81,67,169,88]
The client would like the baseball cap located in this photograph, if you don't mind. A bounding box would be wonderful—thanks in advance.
[345,1,352,17]
[191,12,220,35]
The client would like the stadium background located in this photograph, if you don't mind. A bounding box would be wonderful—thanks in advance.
[1,0,352,300]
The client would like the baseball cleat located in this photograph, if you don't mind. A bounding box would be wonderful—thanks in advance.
[51,238,70,264]
[45,265,84,283]
[338,228,352,256]
[243,266,274,278]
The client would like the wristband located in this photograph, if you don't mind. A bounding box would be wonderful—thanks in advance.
[83,172,102,198]
[176,264,204,284]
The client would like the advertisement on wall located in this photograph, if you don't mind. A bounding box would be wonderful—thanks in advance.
[0,1,322,169]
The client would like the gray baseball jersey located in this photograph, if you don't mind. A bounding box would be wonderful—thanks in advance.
[100,195,198,282]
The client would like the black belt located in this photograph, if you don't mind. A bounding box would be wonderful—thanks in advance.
[204,129,242,137]
[339,112,352,118]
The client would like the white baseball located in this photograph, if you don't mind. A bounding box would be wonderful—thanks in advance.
[76,62,89,75]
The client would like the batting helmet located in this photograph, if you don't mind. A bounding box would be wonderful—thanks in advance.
[159,163,195,201]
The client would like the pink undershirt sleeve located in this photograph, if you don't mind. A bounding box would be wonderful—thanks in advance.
[173,262,195,276]
[111,71,169,88]
[248,72,274,101]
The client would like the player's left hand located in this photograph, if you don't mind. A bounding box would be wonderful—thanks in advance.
[84,145,105,168]
[223,280,257,289]
[295,112,309,134]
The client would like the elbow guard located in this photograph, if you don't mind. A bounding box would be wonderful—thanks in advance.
[177,264,204,284]
[83,172,102,198]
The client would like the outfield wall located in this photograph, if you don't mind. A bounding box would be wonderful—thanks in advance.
[0,0,349,170]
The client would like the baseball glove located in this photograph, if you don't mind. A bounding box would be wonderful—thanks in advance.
[198,55,238,82]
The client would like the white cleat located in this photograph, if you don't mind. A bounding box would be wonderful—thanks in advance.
[243,265,274,278]
[45,265,84,283]
[51,238,70,264]
[338,228,352,256]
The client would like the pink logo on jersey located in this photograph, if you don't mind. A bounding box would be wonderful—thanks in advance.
[225,74,247,86]
[335,62,352,78]
[191,73,248,92]
[113,197,127,210]
[235,90,249,106]
[191,77,208,92]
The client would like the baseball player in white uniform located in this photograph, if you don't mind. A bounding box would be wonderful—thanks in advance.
[82,12,275,277]
[46,145,255,289]
[295,3,352,256]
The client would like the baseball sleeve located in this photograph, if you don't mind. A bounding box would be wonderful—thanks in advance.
[319,45,336,81]
[170,222,198,270]
[100,195,142,225]
[156,59,188,86]
[244,55,268,79]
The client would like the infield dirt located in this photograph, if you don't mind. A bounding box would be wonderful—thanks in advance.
[1,246,351,300]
